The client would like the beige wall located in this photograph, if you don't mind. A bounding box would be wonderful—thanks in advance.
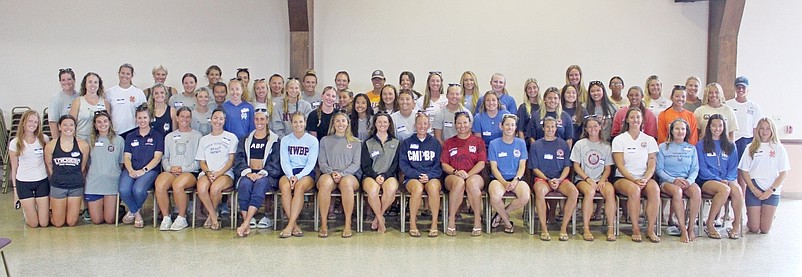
[0,0,709,115]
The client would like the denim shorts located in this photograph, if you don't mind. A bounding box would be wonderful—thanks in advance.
[745,185,780,207]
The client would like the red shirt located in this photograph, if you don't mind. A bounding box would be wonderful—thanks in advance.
[441,135,487,171]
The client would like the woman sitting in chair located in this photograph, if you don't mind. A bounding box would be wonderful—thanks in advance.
[399,112,443,237]
[441,111,486,236]
[571,116,617,241]
[154,107,201,231]
[196,108,238,230]
[361,112,401,234]
[233,111,281,237]
[531,117,577,241]
[278,112,319,238]
[317,111,362,238]
[696,114,743,239]
[656,118,701,243]
[487,114,531,235]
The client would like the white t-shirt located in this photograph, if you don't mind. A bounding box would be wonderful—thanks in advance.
[612,131,658,179]
[391,111,417,142]
[726,99,763,141]
[9,136,49,181]
[693,105,739,134]
[105,85,146,133]
[738,143,790,195]
[647,97,671,115]
[196,131,239,179]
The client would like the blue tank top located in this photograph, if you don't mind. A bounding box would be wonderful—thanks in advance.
[152,105,173,137]
[50,137,84,189]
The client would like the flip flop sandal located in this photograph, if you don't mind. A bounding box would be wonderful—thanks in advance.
[318,229,329,238]
[446,227,457,237]
[279,231,292,239]
[471,227,482,237]
[428,229,439,237]
[631,234,642,242]
[490,213,501,228]
[559,233,570,241]
[647,233,661,243]
[540,232,551,241]
[606,227,616,242]
[342,229,353,238]
[210,222,222,231]
[409,229,421,237]
[504,222,515,234]
[583,232,595,241]
[705,228,722,239]
[727,228,740,240]
[292,228,304,237]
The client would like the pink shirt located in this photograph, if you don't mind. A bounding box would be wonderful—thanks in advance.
[611,107,658,139]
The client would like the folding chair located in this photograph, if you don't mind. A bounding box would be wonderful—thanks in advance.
[152,187,197,228]
[318,188,362,232]
[0,237,10,277]
[701,192,742,237]
[658,192,701,237]
[115,189,155,226]
[531,191,576,236]
[401,187,447,233]
[273,189,318,231]
[192,186,237,229]
[358,189,404,233]
[486,190,532,234]
[615,194,661,236]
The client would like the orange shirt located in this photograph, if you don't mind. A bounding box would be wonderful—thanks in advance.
[366,90,381,109]
[657,108,699,145]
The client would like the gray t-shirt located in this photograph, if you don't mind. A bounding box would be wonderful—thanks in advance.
[271,99,313,137]
[318,134,362,177]
[433,105,472,142]
[48,91,78,123]
[192,108,214,136]
[85,135,125,195]
[569,138,614,183]
[169,93,198,111]
[303,91,321,110]
[162,129,203,172]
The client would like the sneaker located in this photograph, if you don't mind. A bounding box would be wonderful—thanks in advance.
[249,218,257,228]
[257,216,272,229]
[666,226,681,236]
[160,217,173,231]
[82,209,91,222]
[170,216,188,231]
[220,203,231,216]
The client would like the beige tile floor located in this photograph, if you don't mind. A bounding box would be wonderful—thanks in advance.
[1,192,800,276]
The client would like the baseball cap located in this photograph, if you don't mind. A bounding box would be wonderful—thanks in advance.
[734,76,749,87]
[371,70,385,80]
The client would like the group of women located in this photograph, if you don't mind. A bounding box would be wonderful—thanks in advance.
[9,64,789,243]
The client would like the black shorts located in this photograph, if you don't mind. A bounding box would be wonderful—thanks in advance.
[16,178,50,200]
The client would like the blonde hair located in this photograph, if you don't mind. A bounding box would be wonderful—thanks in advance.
[539,87,563,120]
[228,79,245,101]
[685,76,702,87]
[748,117,780,159]
[147,83,169,119]
[327,112,359,143]
[252,79,273,115]
[151,65,168,75]
[460,71,480,110]
[283,79,303,119]
[702,82,725,106]
[644,75,662,107]
[523,78,540,116]
[423,72,443,110]
[14,110,46,153]
[565,65,588,105]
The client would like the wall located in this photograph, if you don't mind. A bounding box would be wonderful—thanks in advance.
[0,0,289,115]
[738,0,801,140]
[314,0,709,103]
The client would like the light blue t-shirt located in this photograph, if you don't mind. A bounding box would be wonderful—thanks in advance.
[473,110,511,146]
[656,141,699,183]
[488,137,528,180]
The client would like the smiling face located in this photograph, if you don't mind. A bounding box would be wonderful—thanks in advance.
[414,114,429,136]
[589,85,603,102]
[237,71,250,86]
[543,119,557,138]
[152,86,167,104]
[627,88,643,106]
[757,120,773,142]
[59,118,76,137]
[211,110,226,131]
[333,113,349,135]
[354,95,368,114]
[648,79,662,98]
[446,86,462,105]
[153,69,167,84]
[207,69,221,84]
[568,68,581,86]
[398,92,414,112]
[544,91,560,110]
[584,119,601,139]
[321,88,337,108]
[671,89,686,108]
[338,91,352,108]
[706,86,721,106]
[269,76,284,96]
[735,84,748,99]
[177,109,191,129]
[501,116,516,136]
[490,75,505,93]
[483,93,499,112]
[182,75,196,93]
[375,114,390,133]
[455,114,471,135]
[23,113,40,135]
[60,72,75,92]
[686,79,699,97]
[709,118,724,139]
[291,113,306,133]
[196,90,210,106]
[85,74,100,95]
[335,72,350,90]
[254,81,267,102]
[286,81,301,99]
[626,109,642,130]
[253,112,268,131]
[136,110,150,129]
[526,82,539,102]
[428,74,442,94]
[400,75,413,90]
[609,78,623,93]
[371,77,385,90]
[462,73,475,90]
[670,121,687,142]
[229,82,243,101]
[381,86,396,105]
[563,86,577,104]
[302,75,317,93]
[118,67,133,86]
[94,114,110,134]
[213,85,227,103]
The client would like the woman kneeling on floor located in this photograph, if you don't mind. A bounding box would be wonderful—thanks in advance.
[400,112,443,237]
[234,111,282,237]
[487,114,531,234]
[531,116,577,241]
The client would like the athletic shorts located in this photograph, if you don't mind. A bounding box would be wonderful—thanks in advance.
[84,194,105,202]
[50,186,84,199]
[16,178,49,200]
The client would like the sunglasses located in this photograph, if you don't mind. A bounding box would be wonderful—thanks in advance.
[448,83,461,87]
[429,71,442,76]
[237,67,249,72]
[59,68,73,73]
[674,85,686,90]
[93,110,109,116]
[230,77,242,81]
[502,114,518,120]
[254,108,268,113]
[254,78,266,82]
[589,80,603,86]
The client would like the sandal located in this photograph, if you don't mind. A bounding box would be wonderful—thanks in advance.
[503,222,515,234]
[631,234,642,243]
[490,213,501,228]
[292,228,304,237]
[203,218,212,229]
[342,229,353,238]
[428,229,439,237]
[705,228,722,239]
[446,227,457,237]
[559,233,570,241]
[583,232,595,241]
[318,229,329,238]
[727,228,740,240]
[122,212,135,224]
[210,222,221,231]
[647,233,661,243]
[606,227,616,242]
[471,227,482,237]
[409,229,421,237]
[540,232,551,241]
[279,231,292,238]
[134,220,144,228]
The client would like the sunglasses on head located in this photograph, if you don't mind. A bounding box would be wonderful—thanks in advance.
[237,67,249,72]
[448,83,461,87]
[429,71,442,76]
[589,80,603,86]
[254,78,266,82]
[59,68,73,73]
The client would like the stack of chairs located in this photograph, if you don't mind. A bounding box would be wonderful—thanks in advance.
[41,107,51,138]
[0,109,8,192]
[2,107,32,193]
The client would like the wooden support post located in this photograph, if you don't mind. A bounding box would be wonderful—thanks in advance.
[288,0,313,79]
[707,0,745,99]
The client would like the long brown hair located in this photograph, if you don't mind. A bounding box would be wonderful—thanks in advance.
[14,110,47,153]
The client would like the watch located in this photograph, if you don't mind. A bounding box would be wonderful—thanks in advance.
[143,167,149,172]
[770,187,777,192]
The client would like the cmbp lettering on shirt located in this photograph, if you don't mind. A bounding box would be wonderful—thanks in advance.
[408,150,436,161]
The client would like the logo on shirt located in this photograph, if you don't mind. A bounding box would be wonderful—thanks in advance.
[640,142,647,148]
[108,145,115,152]
[288,145,309,156]
[408,150,436,161]
[556,149,564,159]
[129,96,135,103]
[469,145,477,153]
[770,150,776,158]
[346,143,353,149]
[513,149,521,158]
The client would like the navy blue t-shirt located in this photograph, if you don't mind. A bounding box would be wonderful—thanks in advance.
[529,138,571,179]
[124,128,165,170]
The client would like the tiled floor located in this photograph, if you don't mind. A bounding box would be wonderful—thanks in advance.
[0,192,800,276]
